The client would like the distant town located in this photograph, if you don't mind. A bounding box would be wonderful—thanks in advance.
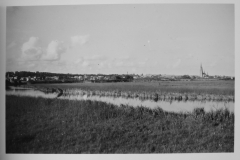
[6,68,234,87]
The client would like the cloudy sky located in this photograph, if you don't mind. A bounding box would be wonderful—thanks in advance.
[6,4,234,76]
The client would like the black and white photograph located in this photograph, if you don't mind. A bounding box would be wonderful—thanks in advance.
[1,0,239,158]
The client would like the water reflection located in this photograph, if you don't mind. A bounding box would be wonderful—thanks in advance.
[59,94,234,113]
[6,88,57,99]
[6,89,234,113]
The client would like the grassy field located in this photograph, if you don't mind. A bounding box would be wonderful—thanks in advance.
[30,80,234,96]
[6,95,234,153]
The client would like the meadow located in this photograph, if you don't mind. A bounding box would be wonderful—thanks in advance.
[6,95,234,153]
[31,80,234,96]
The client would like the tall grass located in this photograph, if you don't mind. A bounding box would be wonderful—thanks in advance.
[6,95,234,153]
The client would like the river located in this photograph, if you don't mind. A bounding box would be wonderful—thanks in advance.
[6,88,234,113]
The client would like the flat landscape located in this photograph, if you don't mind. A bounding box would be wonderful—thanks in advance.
[32,80,234,95]
[5,4,235,154]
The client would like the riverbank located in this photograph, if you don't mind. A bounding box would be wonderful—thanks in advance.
[6,95,234,153]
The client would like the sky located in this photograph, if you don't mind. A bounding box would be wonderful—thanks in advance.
[6,4,234,76]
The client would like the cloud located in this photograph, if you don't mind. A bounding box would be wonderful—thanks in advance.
[21,37,67,62]
[173,59,181,68]
[73,55,106,67]
[71,35,89,47]
[41,40,66,61]
[74,58,84,64]
[27,63,36,68]
[82,61,90,67]
[21,37,42,61]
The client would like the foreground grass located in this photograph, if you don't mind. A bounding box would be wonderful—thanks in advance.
[31,80,234,96]
[6,95,234,153]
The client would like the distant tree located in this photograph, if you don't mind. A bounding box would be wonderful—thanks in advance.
[125,75,134,81]
[182,75,191,79]
[115,75,122,80]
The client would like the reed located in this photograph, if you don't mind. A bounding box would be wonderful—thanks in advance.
[28,80,234,102]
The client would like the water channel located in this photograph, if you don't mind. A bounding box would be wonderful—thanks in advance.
[6,88,234,113]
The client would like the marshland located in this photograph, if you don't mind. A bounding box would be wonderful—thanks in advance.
[5,4,235,154]
[29,80,235,101]
[31,80,234,95]
[6,80,235,153]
